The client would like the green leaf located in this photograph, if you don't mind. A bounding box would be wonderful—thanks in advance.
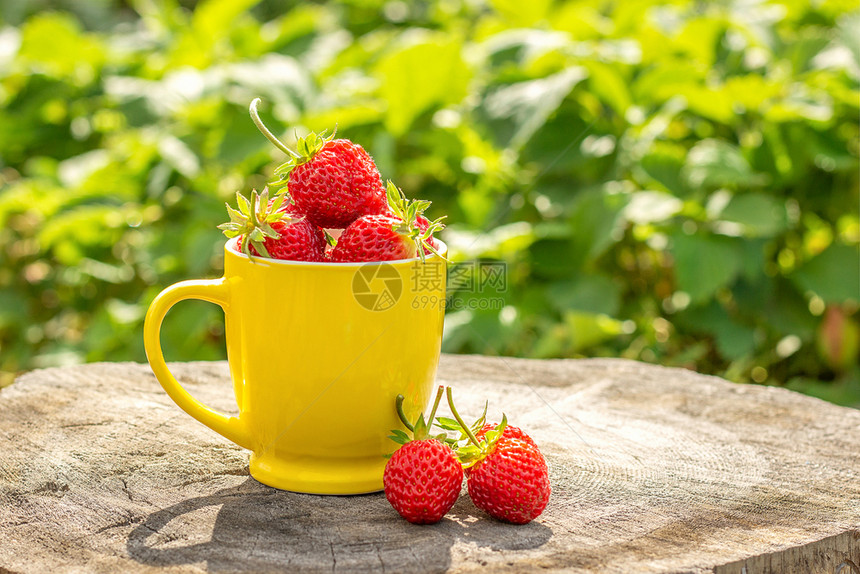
[786,371,860,408]
[482,414,508,449]
[488,0,553,26]
[564,311,625,353]
[565,187,629,268]
[469,401,488,433]
[269,194,285,214]
[0,290,29,329]
[676,301,757,361]
[791,243,860,304]
[226,204,245,224]
[547,275,621,317]
[477,67,587,150]
[175,0,260,66]
[412,414,431,440]
[674,16,725,68]
[252,239,271,258]
[676,85,736,124]
[683,140,767,189]
[37,206,126,266]
[529,238,580,280]
[837,12,860,69]
[764,88,834,124]
[388,429,411,445]
[481,29,571,70]
[763,279,819,342]
[584,62,631,118]
[216,223,241,237]
[623,191,683,225]
[639,142,688,196]
[17,12,105,79]
[259,223,279,239]
[376,34,471,136]
[716,193,788,238]
[236,192,251,217]
[158,135,200,178]
[434,416,462,431]
[670,232,743,304]
[159,300,223,362]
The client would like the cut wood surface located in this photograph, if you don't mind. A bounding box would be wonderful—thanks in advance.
[0,356,858,573]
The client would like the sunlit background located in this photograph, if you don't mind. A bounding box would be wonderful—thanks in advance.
[0,0,858,404]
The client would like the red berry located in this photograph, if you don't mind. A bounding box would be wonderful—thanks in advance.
[384,439,463,525]
[466,437,550,524]
[289,139,387,228]
[218,189,326,262]
[330,214,417,262]
[442,388,550,525]
[247,218,326,262]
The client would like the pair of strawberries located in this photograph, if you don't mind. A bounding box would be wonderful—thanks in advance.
[218,99,443,263]
[384,387,551,525]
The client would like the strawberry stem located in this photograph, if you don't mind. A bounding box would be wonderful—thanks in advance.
[426,385,445,426]
[249,98,301,159]
[446,386,482,448]
[396,386,446,437]
[394,394,415,432]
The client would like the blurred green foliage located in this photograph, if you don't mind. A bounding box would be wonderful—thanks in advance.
[0,0,858,403]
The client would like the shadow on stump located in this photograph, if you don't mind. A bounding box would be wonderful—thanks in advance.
[127,478,552,572]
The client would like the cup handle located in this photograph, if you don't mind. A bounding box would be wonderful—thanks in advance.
[143,278,253,450]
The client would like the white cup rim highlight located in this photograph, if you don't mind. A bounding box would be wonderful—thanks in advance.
[224,236,448,267]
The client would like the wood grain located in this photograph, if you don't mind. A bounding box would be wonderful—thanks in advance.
[0,356,858,573]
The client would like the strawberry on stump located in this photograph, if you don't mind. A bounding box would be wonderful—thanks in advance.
[444,387,551,525]
[384,386,464,525]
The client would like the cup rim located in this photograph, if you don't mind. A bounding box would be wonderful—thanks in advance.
[224,236,448,267]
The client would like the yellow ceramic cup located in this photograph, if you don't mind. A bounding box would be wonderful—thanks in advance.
[143,238,447,494]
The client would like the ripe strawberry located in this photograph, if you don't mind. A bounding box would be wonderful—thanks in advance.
[384,387,463,525]
[247,218,326,262]
[466,436,550,524]
[330,182,445,262]
[286,137,388,228]
[249,98,387,228]
[217,188,326,262]
[329,214,415,262]
[444,389,550,525]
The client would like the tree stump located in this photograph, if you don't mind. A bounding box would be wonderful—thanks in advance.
[0,356,858,573]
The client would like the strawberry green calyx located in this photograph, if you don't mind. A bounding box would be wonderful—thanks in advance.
[434,399,487,445]
[270,129,335,188]
[248,97,334,189]
[444,387,508,469]
[385,181,447,262]
[388,386,448,445]
[217,187,299,258]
